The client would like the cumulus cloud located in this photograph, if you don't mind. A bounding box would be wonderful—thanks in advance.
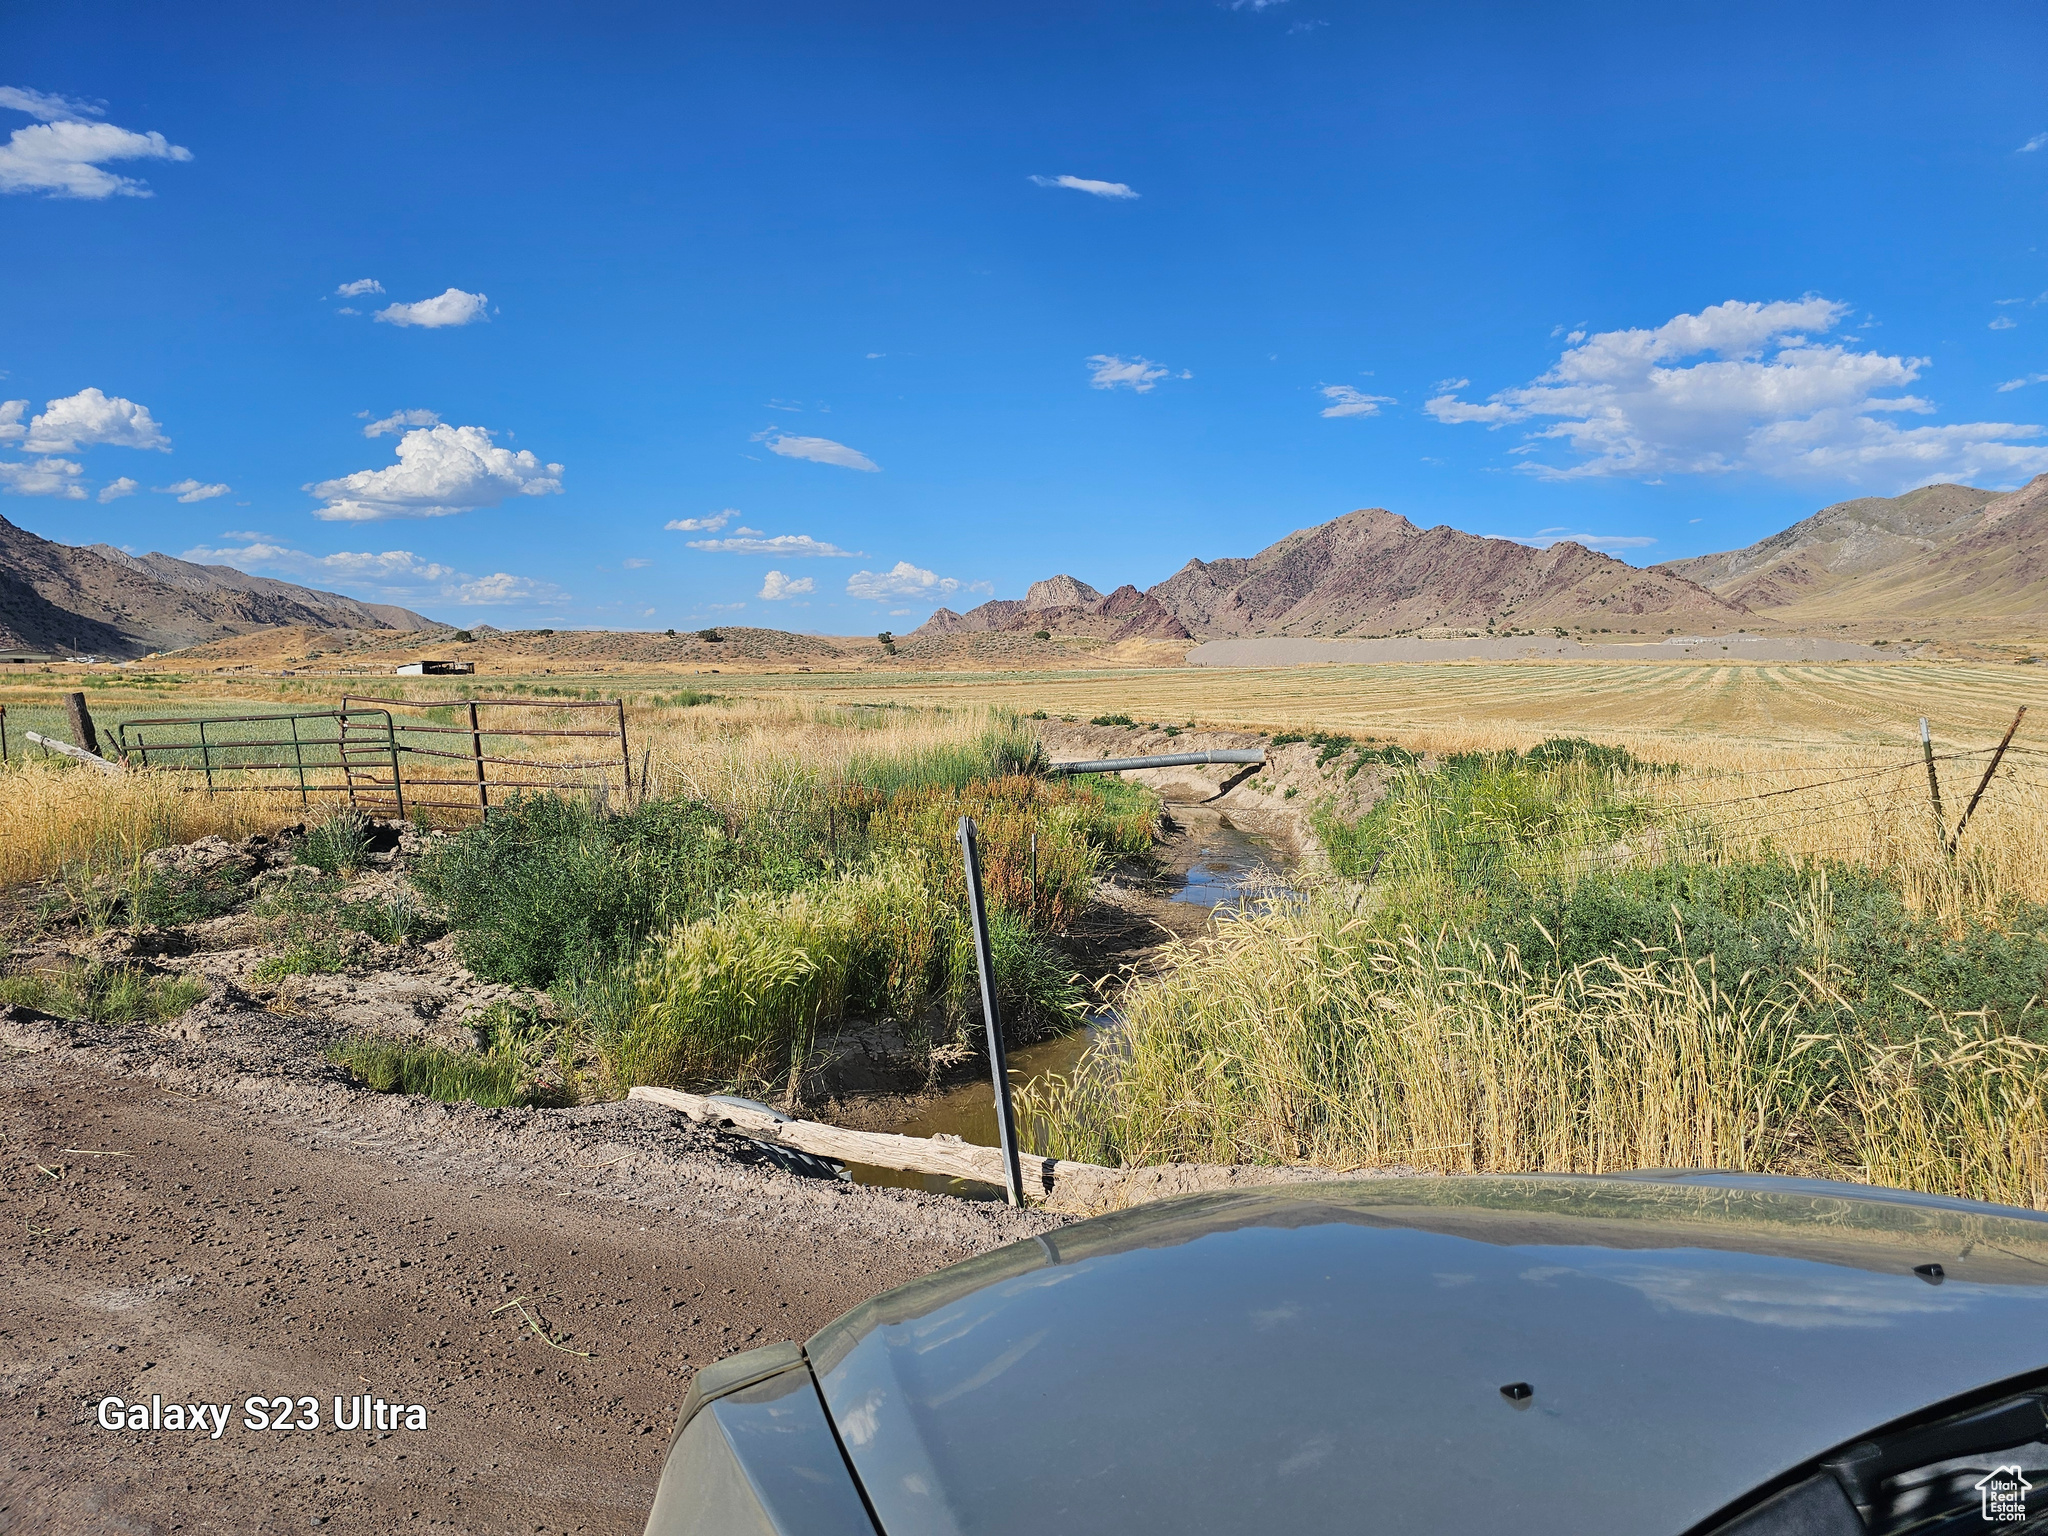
[374,288,489,328]
[1029,174,1138,199]
[759,570,815,599]
[181,540,565,608]
[0,399,22,442]
[155,477,229,502]
[2021,132,2048,153]
[1997,374,2048,392]
[0,456,84,498]
[1424,298,2048,488]
[362,408,440,437]
[307,422,563,521]
[98,476,137,502]
[1088,354,1185,392]
[336,278,384,297]
[688,533,857,557]
[757,433,881,472]
[845,561,989,601]
[23,387,170,452]
[1991,315,2019,330]
[664,510,736,532]
[1319,385,1396,418]
[0,87,191,198]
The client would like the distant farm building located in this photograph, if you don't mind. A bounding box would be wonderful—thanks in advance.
[395,660,476,676]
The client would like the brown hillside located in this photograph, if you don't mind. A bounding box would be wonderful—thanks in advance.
[0,514,436,658]
[1145,508,1742,638]
[1657,483,1998,613]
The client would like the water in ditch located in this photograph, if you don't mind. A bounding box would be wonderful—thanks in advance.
[847,812,1293,1197]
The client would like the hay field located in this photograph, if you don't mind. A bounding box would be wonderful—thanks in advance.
[747,660,2048,759]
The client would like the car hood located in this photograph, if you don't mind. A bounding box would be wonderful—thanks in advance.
[807,1175,2048,1536]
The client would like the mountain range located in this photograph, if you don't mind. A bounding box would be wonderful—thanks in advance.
[915,473,2048,643]
[0,515,437,657]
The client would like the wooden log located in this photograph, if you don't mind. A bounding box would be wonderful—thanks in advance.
[627,1084,1121,1204]
[24,731,123,776]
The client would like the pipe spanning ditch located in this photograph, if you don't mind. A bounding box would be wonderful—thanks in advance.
[1048,750,1265,775]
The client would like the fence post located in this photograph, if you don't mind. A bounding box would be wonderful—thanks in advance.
[1029,830,1039,924]
[958,815,1025,1207]
[385,711,407,821]
[1920,718,1947,849]
[1949,706,2027,855]
[468,701,489,817]
[290,714,308,806]
[198,719,215,794]
[0,702,7,764]
[616,700,633,803]
[64,691,100,757]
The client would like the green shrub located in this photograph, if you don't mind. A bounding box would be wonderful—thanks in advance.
[1089,714,1136,728]
[252,934,347,981]
[413,793,749,988]
[334,891,442,945]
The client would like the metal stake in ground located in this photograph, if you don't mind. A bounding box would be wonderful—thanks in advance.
[958,815,1026,1207]
[1949,706,2028,855]
[1920,718,1947,849]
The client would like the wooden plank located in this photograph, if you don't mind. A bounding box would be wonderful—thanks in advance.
[24,731,123,776]
[627,1085,1120,1204]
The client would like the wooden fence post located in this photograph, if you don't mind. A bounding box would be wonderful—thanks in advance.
[1920,718,1947,849]
[64,692,100,757]
[1950,706,2027,855]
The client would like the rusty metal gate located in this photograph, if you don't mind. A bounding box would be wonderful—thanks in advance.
[108,697,632,824]
[113,708,407,814]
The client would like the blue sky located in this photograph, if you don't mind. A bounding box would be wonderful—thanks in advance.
[4,1,2046,632]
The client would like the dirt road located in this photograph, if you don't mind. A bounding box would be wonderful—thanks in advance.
[0,1048,1050,1534]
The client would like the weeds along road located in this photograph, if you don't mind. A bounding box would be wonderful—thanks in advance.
[1,1059,1044,1534]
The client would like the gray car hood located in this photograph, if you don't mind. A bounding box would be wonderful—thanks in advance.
[807,1175,2048,1536]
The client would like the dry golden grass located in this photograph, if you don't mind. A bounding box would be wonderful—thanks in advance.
[0,758,303,887]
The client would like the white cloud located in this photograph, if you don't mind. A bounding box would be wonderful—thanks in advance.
[450,573,562,606]
[0,87,103,121]
[1319,384,1396,418]
[1087,354,1177,392]
[1424,297,2048,488]
[621,557,651,569]
[688,533,857,557]
[181,540,566,608]
[664,510,736,532]
[1991,315,2019,330]
[0,456,84,498]
[757,432,881,471]
[97,475,137,502]
[1230,0,1288,9]
[845,561,989,601]
[759,570,815,599]
[155,478,229,502]
[735,525,762,535]
[1997,374,2048,392]
[2021,132,2048,153]
[336,278,384,297]
[336,307,358,315]
[1510,530,1658,551]
[1029,174,1138,199]
[23,387,170,452]
[0,88,191,198]
[307,422,563,521]
[362,407,440,437]
[0,399,23,442]
[374,288,489,328]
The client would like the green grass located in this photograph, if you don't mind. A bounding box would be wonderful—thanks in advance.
[251,935,347,981]
[0,961,207,1025]
[327,1034,548,1108]
[297,807,372,876]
